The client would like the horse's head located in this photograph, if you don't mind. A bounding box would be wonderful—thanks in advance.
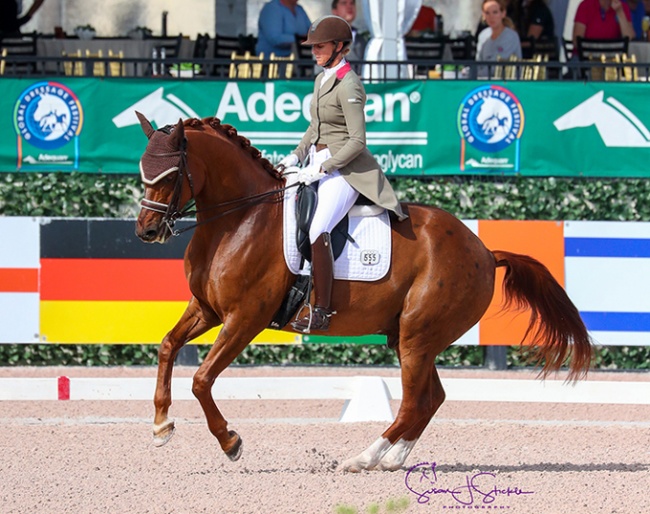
[33,94,53,120]
[135,112,196,243]
[477,97,510,126]
[135,112,285,243]
[553,91,604,132]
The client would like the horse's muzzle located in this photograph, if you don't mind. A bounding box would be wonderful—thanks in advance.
[135,212,170,244]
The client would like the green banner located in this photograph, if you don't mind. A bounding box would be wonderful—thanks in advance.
[1,77,649,176]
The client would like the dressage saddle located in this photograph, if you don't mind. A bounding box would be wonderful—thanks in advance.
[269,183,372,329]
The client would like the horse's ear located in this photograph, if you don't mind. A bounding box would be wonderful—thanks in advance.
[135,111,155,139]
[171,118,185,147]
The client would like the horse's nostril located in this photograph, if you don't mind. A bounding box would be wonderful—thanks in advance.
[136,225,159,242]
[145,229,158,241]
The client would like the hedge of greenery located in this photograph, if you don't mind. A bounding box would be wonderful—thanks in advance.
[1,172,649,370]
[0,172,140,217]
[1,340,647,371]
[5,171,650,221]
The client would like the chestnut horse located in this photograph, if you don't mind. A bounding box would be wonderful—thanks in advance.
[135,113,593,472]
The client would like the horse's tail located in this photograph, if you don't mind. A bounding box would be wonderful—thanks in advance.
[493,250,593,382]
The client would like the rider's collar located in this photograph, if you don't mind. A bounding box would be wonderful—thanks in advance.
[321,58,348,87]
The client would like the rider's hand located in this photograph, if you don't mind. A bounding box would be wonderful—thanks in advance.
[277,153,299,171]
[297,163,325,185]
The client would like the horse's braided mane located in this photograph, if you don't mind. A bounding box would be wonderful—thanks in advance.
[184,117,283,181]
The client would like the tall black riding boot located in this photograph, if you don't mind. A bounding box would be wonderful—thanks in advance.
[291,232,335,333]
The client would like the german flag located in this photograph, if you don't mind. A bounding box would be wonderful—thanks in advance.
[39,219,298,344]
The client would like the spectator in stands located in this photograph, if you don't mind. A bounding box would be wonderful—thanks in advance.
[0,0,45,37]
[572,0,635,47]
[331,0,366,61]
[475,0,520,39]
[407,4,437,37]
[521,0,555,40]
[476,0,522,62]
[624,0,647,39]
[518,0,554,58]
[255,0,311,57]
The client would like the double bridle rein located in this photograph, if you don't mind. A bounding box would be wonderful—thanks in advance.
[140,137,298,236]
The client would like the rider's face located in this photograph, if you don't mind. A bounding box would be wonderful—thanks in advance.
[312,41,342,67]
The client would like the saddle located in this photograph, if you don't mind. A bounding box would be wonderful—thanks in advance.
[269,182,379,330]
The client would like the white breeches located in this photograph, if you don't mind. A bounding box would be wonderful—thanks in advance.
[307,147,359,244]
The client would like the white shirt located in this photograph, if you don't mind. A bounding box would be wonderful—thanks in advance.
[320,58,348,88]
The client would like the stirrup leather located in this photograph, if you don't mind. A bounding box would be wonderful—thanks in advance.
[291,305,336,333]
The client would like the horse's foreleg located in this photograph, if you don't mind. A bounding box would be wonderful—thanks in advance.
[341,342,439,472]
[153,297,219,447]
[191,322,262,461]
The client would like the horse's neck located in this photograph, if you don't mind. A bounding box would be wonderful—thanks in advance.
[200,165,270,203]
[188,130,283,229]
[191,131,279,204]
[190,170,284,270]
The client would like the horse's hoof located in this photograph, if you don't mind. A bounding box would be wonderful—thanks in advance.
[225,431,243,461]
[374,461,400,471]
[152,420,176,447]
[340,457,364,473]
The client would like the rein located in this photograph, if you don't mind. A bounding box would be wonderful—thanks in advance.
[140,140,299,236]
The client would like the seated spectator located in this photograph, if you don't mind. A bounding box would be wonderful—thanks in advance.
[475,0,520,39]
[331,0,366,61]
[572,0,635,48]
[407,5,437,37]
[255,0,311,57]
[476,0,522,63]
[518,0,555,58]
[521,0,555,40]
[624,0,647,39]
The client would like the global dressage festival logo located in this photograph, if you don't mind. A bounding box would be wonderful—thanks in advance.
[457,85,524,172]
[14,81,83,169]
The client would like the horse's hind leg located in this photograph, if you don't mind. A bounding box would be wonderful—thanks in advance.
[341,338,442,472]
[153,297,219,447]
[375,364,445,471]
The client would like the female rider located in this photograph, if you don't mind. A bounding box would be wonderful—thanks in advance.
[278,15,407,333]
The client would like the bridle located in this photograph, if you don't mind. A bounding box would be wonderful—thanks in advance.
[140,135,196,236]
[140,136,298,236]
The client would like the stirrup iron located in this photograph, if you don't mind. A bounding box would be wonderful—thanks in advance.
[291,304,335,333]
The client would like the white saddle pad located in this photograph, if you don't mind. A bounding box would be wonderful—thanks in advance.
[282,173,392,282]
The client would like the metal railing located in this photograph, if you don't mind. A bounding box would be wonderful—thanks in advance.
[1,54,649,82]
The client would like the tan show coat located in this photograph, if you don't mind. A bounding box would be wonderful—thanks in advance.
[292,65,407,221]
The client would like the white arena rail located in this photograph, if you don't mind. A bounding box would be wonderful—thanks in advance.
[1,376,649,422]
